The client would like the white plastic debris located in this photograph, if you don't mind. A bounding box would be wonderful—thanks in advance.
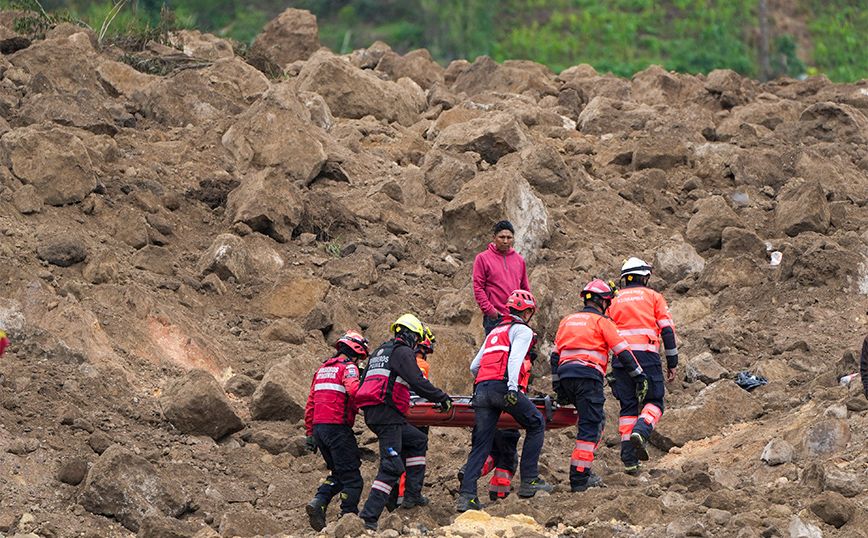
[770,251,782,266]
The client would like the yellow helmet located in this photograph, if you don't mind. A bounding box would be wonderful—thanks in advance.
[390,314,425,340]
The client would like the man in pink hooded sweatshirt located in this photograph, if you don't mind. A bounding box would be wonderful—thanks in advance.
[473,220,530,335]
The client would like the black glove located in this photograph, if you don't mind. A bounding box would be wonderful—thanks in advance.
[634,373,649,401]
[555,387,570,406]
[504,390,519,407]
[305,434,317,454]
[437,397,453,413]
[528,349,538,364]
[605,373,616,386]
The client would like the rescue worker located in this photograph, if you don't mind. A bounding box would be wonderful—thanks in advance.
[551,279,648,492]
[607,257,679,474]
[457,290,553,512]
[457,333,538,501]
[0,324,7,356]
[473,220,530,334]
[396,327,435,508]
[860,324,868,400]
[357,315,453,531]
[303,330,370,531]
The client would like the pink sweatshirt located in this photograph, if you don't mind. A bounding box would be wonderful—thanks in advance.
[472,243,530,317]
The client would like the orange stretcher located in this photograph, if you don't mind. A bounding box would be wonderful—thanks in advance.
[405,395,578,430]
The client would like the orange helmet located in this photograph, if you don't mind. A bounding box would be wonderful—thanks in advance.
[335,330,370,359]
[507,289,536,314]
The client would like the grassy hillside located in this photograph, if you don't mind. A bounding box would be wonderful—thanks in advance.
[7,0,868,82]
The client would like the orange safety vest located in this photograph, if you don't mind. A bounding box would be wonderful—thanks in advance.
[554,311,630,377]
[608,286,675,354]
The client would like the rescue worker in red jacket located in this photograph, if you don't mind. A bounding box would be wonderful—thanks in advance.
[357,315,452,531]
[860,328,868,400]
[303,330,370,531]
[551,279,647,492]
[457,290,553,512]
[607,257,679,474]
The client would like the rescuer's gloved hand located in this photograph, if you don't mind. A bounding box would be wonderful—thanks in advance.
[635,373,649,401]
[436,397,453,413]
[555,387,570,406]
[305,435,318,454]
[504,390,519,407]
[605,373,616,386]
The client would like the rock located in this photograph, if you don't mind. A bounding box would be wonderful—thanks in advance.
[224,374,258,398]
[1,125,96,205]
[578,96,656,135]
[297,50,423,126]
[441,168,550,264]
[217,510,285,537]
[775,178,830,237]
[223,170,303,244]
[18,90,120,136]
[56,458,88,485]
[36,235,88,267]
[131,69,245,127]
[334,512,366,538]
[246,430,291,455]
[321,253,377,290]
[631,65,703,106]
[131,245,175,276]
[799,418,850,460]
[632,136,690,171]
[809,491,854,528]
[685,352,727,385]
[87,431,114,455]
[788,516,822,538]
[8,33,105,95]
[260,276,330,318]
[668,297,712,327]
[138,514,207,538]
[666,517,706,536]
[450,56,558,97]
[95,58,158,97]
[420,149,477,201]
[375,48,445,89]
[260,319,306,344]
[248,360,307,422]
[798,101,868,144]
[195,233,283,284]
[159,368,245,439]
[432,111,530,164]
[760,438,795,466]
[11,183,42,214]
[78,445,188,532]
[686,196,741,252]
[653,240,706,283]
[168,29,234,61]
[83,252,119,285]
[221,83,327,183]
[519,143,574,197]
[697,255,763,293]
[822,466,865,498]
[720,227,766,259]
[252,8,320,67]
[655,380,763,449]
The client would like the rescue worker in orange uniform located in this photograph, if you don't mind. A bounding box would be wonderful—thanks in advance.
[357,315,452,531]
[458,333,538,501]
[457,290,553,512]
[551,279,647,492]
[303,330,370,531]
[607,258,678,474]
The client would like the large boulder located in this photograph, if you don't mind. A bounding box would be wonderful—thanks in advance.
[775,178,830,237]
[248,359,310,422]
[441,168,550,264]
[221,82,327,183]
[630,65,705,106]
[653,239,706,283]
[78,445,189,532]
[375,49,445,89]
[159,368,245,439]
[296,50,423,126]
[95,58,158,97]
[798,101,868,144]
[195,233,284,283]
[224,169,305,244]
[131,68,246,127]
[8,32,105,95]
[518,143,574,197]
[432,111,530,164]
[420,149,478,201]
[167,29,234,61]
[321,253,378,291]
[259,276,330,318]
[16,90,121,135]
[450,55,559,97]
[685,196,741,252]
[578,96,656,135]
[0,125,97,205]
[252,8,321,67]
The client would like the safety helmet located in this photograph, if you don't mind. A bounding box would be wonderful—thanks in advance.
[506,289,536,314]
[621,257,652,278]
[390,314,425,340]
[335,330,370,358]
[416,326,435,355]
[582,279,616,302]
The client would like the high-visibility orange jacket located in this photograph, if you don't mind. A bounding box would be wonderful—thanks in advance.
[552,306,642,383]
[608,284,678,368]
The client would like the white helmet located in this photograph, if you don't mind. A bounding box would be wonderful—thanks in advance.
[621,257,652,277]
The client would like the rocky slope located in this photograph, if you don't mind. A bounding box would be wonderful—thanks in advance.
[0,7,865,538]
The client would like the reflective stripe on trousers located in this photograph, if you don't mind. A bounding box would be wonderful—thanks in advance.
[488,468,513,497]
[571,440,596,470]
[639,403,663,427]
[619,416,638,442]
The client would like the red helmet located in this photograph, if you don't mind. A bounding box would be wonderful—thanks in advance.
[582,279,616,301]
[507,289,536,313]
[335,330,370,358]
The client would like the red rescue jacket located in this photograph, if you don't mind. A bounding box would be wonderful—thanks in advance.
[356,340,412,415]
[475,319,528,384]
[304,356,361,435]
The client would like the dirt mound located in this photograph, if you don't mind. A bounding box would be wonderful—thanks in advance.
[0,8,866,538]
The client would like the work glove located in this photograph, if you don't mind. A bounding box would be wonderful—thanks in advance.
[436,397,453,413]
[504,390,519,407]
[634,373,649,401]
[0,329,7,356]
[605,373,616,386]
[528,349,538,364]
[304,434,318,454]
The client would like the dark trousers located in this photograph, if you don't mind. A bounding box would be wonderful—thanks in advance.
[561,376,605,488]
[488,428,520,499]
[312,423,363,515]
[359,422,428,528]
[483,315,502,335]
[459,380,545,497]
[611,362,665,465]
